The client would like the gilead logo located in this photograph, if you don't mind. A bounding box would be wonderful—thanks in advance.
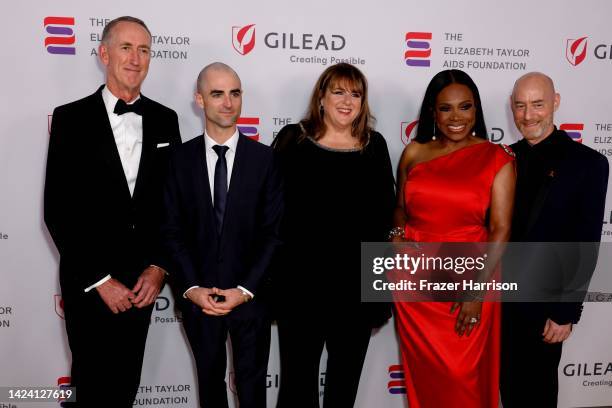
[54,294,65,319]
[232,24,256,55]
[401,120,419,145]
[232,24,346,55]
[563,362,612,376]
[565,37,587,66]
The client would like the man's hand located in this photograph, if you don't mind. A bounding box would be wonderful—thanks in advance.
[96,278,136,314]
[542,318,572,343]
[212,288,250,313]
[132,266,165,308]
[186,287,230,316]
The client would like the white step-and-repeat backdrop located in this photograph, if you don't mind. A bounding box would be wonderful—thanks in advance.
[1,0,611,406]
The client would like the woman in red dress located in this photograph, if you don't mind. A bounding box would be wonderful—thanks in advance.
[390,70,515,407]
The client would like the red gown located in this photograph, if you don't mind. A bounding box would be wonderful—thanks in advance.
[394,142,514,408]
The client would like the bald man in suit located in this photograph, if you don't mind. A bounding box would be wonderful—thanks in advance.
[501,72,608,408]
[162,62,283,408]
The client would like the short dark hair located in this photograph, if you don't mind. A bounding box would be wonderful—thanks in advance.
[414,69,487,143]
[301,63,374,147]
[101,16,151,44]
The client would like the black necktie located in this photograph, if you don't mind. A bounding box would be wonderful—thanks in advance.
[212,145,229,234]
[113,98,143,115]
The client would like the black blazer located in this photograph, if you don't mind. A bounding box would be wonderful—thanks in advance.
[161,133,283,308]
[44,85,181,299]
[511,129,608,243]
[508,129,609,323]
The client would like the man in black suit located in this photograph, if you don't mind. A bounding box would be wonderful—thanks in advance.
[162,62,282,408]
[44,16,181,407]
[501,72,608,407]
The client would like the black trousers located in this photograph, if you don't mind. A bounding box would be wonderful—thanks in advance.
[63,293,153,408]
[501,304,563,408]
[182,302,271,408]
[276,309,372,408]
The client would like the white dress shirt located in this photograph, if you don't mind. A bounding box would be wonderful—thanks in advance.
[101,86,143,196]
[84,86,143,293]
[204,129,238,201]
[183,130,254,300]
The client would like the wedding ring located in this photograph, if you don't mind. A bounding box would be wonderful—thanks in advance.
[469,317,479,324]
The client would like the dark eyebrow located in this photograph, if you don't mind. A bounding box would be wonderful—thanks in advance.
[209,88,242,95]
[438,99,472,105]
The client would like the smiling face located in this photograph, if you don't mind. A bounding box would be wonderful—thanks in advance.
[196,67,242,138]
[511,74,560,145]
[320,79,362,132]
[434,83,476,142]
[99,21,151,100]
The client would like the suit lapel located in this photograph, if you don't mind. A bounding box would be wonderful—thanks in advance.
[523,135,570,237]
[197,135,215,216]
[191,135,217,247]
[91,87,132,202]
[132,96,154,203]
[524,174,554,237]
[218,134,248,249]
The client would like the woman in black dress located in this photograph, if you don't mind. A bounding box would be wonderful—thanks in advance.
[272,63,396,407]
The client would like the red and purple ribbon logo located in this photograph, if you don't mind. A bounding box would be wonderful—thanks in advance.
[238,117,260,141]
[44,17,76,55]
[560,123,584,143]
[387,364,406,394]
[405,32,432,67]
